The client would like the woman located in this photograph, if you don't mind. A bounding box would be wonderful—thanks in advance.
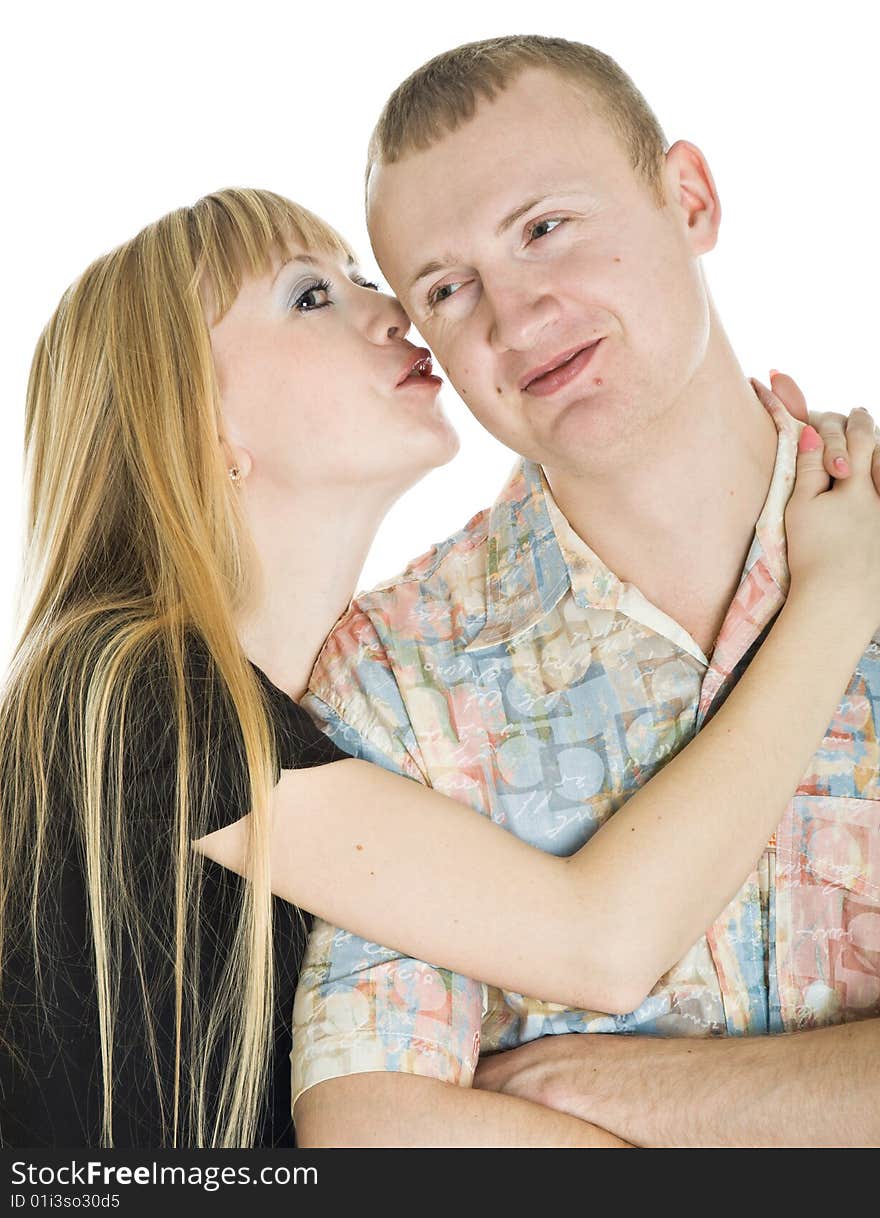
[1,188,877,1149]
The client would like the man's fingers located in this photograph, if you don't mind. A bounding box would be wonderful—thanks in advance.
[473,1057,510,1093]
[792,425,831,499]
[770,370,808,423]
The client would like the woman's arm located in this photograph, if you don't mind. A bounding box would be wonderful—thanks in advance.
[195,415,880,1014]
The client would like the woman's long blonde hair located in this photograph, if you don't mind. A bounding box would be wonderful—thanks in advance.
[0,189,352,1147]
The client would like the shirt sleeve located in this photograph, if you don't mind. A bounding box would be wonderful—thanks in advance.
[290,615,485,1106]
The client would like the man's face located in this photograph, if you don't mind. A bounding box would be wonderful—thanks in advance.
[367,68,720,476]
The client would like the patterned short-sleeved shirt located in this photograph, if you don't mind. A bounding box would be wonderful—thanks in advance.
[292,383,880,1104]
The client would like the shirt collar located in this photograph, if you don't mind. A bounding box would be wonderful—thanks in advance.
[467,379,802,654]
[746,377,802,594]
[466,460,571,651]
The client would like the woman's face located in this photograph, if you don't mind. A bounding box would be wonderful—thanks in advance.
[210,244,459,501]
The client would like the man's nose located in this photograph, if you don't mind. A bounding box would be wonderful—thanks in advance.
[487,282,559,353]
[366,292,411,344]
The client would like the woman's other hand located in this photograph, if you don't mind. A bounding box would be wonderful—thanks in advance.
[768,368,877,487]
[785,407,880,641]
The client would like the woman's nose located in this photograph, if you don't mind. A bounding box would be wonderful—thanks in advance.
[368,292,411,344]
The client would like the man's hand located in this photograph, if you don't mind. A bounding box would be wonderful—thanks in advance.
[475,1034,607,1118]
[475,1020,880,1148]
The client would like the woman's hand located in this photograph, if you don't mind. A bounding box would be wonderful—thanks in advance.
[768,368,877,486]
[784,408,880,639]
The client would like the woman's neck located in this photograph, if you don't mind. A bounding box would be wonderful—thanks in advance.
[236,482,391,701]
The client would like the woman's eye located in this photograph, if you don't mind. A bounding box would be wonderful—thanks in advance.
[290,278,333,312]
[527,217,565,242]
[352,275,380,291]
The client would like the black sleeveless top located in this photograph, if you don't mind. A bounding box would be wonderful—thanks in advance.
[0,656,348,1147]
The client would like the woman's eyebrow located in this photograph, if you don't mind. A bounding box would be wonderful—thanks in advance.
[271,253,325,286]
[272,253,359,286]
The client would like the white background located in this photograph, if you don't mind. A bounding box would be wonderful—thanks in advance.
[2,0,877,658]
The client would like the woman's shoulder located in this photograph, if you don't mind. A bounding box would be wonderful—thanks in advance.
[249,664,351,771]
[31,626,347,815]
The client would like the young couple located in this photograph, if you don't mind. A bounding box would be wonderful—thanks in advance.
[1,35,877,1150]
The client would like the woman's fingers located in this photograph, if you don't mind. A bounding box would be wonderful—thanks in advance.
[770,370,808,423]
[844,407,878,476]
[769,370,844,481]
[872,444,880,497]
[811,411,852,478]
[792,425,831,500]
[768,369,878,485]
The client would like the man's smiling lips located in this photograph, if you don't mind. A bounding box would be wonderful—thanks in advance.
[520,340,603,397]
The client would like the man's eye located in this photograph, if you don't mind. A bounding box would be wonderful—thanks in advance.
[428,281,462,307]
[290,278,332,311]
[527,217,565,242]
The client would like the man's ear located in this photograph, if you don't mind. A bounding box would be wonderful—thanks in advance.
[663,140,721,256]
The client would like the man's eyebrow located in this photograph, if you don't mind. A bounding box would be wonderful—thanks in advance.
[495,195,554,237]
[408,258,453,294]
[407,193,574,292]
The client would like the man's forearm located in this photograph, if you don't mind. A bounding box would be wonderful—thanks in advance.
[476,1019,880,1147]
[294,1071,630,1147]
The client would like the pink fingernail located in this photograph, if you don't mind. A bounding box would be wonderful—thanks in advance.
[834,457,850,475]
[769,368,781,378]
[798,426,821,452]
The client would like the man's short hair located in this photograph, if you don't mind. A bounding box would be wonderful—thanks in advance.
[367,35,669,201]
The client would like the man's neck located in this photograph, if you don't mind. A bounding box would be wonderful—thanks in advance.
[236,481,393,701]
[544,338,779,656]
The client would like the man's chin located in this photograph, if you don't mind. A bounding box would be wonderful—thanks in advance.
[529,394,636,474]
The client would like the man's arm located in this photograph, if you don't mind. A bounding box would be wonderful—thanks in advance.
[474,1019,880,1148]
[294,1074,629,1148]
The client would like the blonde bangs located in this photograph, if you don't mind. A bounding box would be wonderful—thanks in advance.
[189,188,355,321]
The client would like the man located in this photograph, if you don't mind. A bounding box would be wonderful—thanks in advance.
[292,36,880,1147]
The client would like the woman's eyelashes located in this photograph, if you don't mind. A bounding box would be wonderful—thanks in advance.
[288,277,333,312]
[287,272,381,313]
